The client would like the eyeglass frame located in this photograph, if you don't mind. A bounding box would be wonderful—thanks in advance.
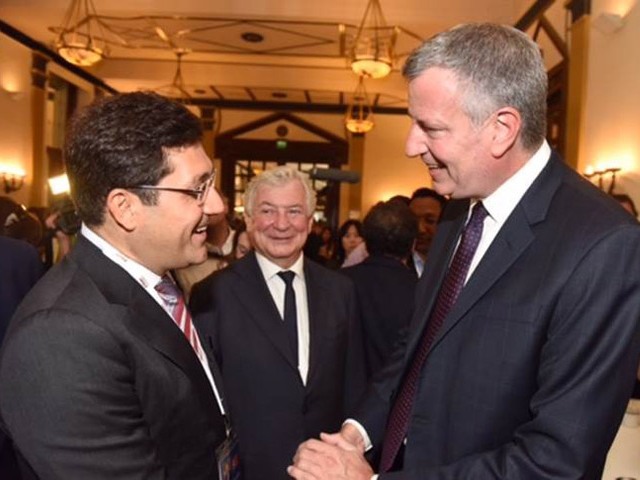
[128,171,216,204]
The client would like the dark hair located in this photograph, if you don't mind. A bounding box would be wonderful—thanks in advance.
[611,193,638,217]
[335,219,363,264]
[363,200,418,258]
[409,187,447,209]
[64,92,203,226]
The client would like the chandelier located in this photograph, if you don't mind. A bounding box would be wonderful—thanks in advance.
[154,49,192,102]
[350,0,397,79]
[345,76,374,134]
[54,0,108,66]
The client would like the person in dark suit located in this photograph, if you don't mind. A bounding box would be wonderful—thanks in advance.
[406,187,446,277]
[289,23,640,479]
[0,92,230,479]
[341,199,418,380]
[191,166,366,480]
[0,236,43,478]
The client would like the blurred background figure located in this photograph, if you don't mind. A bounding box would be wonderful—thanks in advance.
[408,187,447,277]
[174,188,235,298]
[0,235,44,478]
[335,219,364,268]
[316,225,338,268]
[231,220,252,260]
[303,218,325,263]
[0,196,43,250]
[341,200,418,380]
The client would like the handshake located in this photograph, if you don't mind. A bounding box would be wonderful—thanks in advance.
[287,423,375,480]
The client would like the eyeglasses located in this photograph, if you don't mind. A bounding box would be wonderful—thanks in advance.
[129,171,216,205]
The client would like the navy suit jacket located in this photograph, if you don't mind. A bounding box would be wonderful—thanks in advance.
[355,152,640,479]
[0,235,226,479]
[191,252,366,480]
[341,255,417,379]
[0,236,43,346]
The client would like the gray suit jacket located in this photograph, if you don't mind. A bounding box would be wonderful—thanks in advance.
[356,152,640,479]
[191,252,366,480]
[0,235,227,479]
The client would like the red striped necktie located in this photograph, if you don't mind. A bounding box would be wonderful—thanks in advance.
[155,275,206,363]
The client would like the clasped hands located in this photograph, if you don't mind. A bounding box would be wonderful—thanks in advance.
[287,424,374,480]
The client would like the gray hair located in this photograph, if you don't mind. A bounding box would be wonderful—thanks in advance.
[403,23,547,150]
[243,166,317,217]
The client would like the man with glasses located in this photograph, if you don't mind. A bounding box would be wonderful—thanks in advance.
[190,166,366,480]
[0,92,231,479]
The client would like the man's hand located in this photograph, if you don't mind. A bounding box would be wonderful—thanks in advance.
[288,433,374,480]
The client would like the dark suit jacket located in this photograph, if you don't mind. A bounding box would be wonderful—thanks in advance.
[341,255,417,379]
[0,236,43,346]
[191,252,366,480]
[0,236,43,477]
[0,235,227,479]
[355,152,640,479]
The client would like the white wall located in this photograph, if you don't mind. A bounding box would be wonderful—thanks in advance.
[581,0,640,204]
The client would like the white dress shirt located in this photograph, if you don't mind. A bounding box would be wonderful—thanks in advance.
[255,251,310,384]
[80,224,226,415]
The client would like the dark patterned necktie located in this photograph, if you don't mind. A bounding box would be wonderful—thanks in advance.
[277,270,299,364]
[155,275,206,362]
[379,202,488,473]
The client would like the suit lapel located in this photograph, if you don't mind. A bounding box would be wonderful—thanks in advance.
[232,253,298,370]
[71,236,220,419]
[417,152,564,355]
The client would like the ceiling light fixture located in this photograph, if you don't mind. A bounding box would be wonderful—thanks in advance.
[350,0,397,79]
[54,0,108,66]
[154,49,192,102]
[345,76,374,134]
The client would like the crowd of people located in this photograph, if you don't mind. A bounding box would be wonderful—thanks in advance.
[1,21,640,480]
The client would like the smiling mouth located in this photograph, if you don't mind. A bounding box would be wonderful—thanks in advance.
[194,223,208,234]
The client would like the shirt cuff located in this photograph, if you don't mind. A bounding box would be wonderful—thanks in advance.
[343,418,373,452]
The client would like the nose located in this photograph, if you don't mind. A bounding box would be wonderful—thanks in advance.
[273,210,290,230]
[405,123,427,158]
[203,185,224,215]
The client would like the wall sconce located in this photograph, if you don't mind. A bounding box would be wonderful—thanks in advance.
[1,87,24,101]
[584,165,621,193]
[593,12,625,34]
[0,166,26,193]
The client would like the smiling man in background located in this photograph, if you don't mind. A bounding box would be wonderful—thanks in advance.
[191,166,366,480]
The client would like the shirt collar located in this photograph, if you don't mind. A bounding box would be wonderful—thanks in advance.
[255,251,305,281]
[81,224,162,289]
[479,140,551,223]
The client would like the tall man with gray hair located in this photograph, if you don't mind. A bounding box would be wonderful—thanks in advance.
[191,166,366,480]
[289,23,640,480]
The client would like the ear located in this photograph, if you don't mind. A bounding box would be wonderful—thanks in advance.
[489,107,521,157]
[306,215,314,234]
[105,189,140,232]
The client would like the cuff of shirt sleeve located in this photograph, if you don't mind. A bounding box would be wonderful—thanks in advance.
[343,418,373,452]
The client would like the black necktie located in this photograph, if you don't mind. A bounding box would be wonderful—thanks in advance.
[277,270,298,364]
[379,202,489,472]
